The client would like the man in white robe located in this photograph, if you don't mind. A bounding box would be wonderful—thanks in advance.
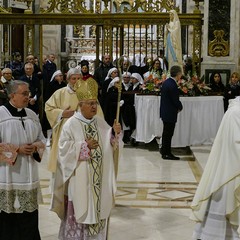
[51,78,123,240]
[45,68,81,173]
[0,80,45,240]
[190,96,240,240]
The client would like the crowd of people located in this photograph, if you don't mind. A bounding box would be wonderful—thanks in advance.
[1,49,240,239]
[0,7,240,240]
[1,52,240,148]
[0,52,125,240]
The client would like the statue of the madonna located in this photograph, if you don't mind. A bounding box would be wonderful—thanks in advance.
[164,10,183,70]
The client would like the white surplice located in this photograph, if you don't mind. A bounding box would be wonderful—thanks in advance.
[0,106,45,213]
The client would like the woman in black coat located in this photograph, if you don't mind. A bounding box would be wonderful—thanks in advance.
[224,72,240,111]
[42,70,66,146]
[209,72,225,94]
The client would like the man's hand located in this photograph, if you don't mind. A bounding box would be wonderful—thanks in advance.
[86,138,99,149]
[29,98,36,105]
[62,106,74,118]
[18,144,36,155]
[113,120,121,135]
[0,143,18,165]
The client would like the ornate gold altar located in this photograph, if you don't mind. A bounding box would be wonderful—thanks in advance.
[0,0,203,74]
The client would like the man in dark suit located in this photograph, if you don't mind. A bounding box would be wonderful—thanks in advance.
[42,54,57,99]
[160,65,183,160]
[94,54,114,96]
[20,63,41,115]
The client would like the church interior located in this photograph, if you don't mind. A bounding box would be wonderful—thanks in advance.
[1,0,240,239]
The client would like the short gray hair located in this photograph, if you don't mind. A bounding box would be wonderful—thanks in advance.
[2,68,12,74]
[8,80,29,95]
[170,65,182,78]
[66,68,81,80]
[24,62,34,70]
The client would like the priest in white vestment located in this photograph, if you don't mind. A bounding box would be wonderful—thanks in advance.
[51,78,123,240]
[45,68,81,173]
[190,97,240,240]
[0,80,45,240]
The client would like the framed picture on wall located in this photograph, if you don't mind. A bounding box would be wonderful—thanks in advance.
[205,69,231,86]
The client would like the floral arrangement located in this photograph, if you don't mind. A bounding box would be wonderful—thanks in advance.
[140,73,167,95]
[139,72,211,96]
[178,74,211,96]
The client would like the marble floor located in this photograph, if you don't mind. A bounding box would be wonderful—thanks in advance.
[38,140,211,240]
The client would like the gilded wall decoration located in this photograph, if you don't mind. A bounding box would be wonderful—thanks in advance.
[208,0,230,56]
[40,0,175,14]
[208,30,229,57]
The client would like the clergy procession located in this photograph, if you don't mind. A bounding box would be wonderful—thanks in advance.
[1,0,240,239]
[1,56,240,240]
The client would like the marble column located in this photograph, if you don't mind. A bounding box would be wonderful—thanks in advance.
[201,0,240,84]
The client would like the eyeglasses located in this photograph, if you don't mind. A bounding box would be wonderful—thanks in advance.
[14,91,31,97]
[82,101,98,107]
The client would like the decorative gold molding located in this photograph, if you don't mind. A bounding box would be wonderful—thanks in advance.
[0,13,203,25]
[192,24,202,72]
[208,30,229,57]
[26,25,34,55]
[0,6,11,13]
[24,0,33,14]
[4,28,9,53]
[193,0,204,14]
[40,0,175,14]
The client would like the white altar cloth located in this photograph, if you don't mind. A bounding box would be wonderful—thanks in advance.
[133,95,224,147]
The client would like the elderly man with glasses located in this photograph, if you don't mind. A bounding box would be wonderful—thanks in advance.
[51,77,123,240]
[0,68,14,105]
[0,80,45,240]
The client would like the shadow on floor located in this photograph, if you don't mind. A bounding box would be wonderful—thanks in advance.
[124,138,193,156]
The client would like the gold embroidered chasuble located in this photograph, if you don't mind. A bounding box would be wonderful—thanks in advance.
[83,120,106,235]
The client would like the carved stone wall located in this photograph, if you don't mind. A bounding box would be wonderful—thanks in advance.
[42,25,61,66]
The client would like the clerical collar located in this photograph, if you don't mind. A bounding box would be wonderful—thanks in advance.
[5,101,27,117]
[123,82,131,91]
[9,101,23,112]
[75,111,95,124]
[1,76,7,84]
